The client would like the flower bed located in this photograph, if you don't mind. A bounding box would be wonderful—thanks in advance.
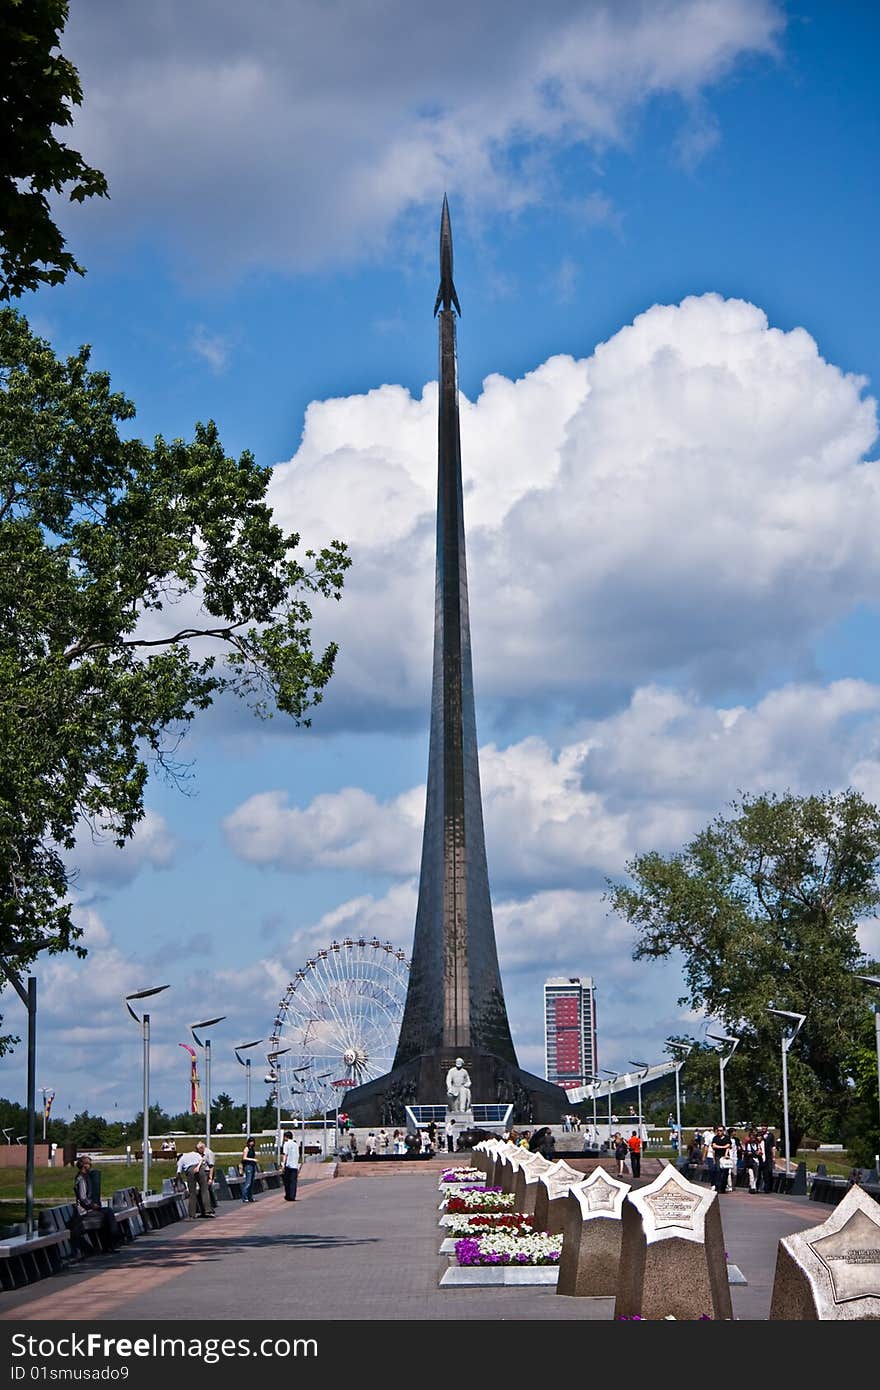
[440,1167,483,1184]
[454,1231,562,1266]
[445,1190,515,1213]
[444,1212,535,1237]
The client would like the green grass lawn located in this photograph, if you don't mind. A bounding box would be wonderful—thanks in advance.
[0,1152,273,1229]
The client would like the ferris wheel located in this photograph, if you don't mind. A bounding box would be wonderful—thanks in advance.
[270,937,410,1117]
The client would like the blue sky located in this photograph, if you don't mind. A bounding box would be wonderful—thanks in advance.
[3,0,880,1124]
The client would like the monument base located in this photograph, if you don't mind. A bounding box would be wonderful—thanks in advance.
[340,1049,569,1127]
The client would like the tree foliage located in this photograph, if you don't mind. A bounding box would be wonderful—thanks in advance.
[0,308,349,1008]
[0,0,108,299]
[606,791,880,1154]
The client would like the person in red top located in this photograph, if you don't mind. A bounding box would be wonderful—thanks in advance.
[627,1131,642,1178]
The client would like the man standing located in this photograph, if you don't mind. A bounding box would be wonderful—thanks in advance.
[282,1129,301,1201]
[200,1140,217,1211]
[627,1130,642,1178]
[710,1125,731,1194]
[177,1144,212,1219]
[760,1128,777,1192]
[445,1116,456,1153]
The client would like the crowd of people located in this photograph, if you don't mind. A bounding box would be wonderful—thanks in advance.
[685,1124,778,1192]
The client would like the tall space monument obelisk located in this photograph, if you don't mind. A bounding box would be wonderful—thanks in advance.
[342,198,567,1126]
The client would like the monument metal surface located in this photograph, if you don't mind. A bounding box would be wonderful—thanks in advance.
[342,199,567,1125]
[556,1167,630,1298]
[616,1163,733,1321]
[769,1183,880,1319]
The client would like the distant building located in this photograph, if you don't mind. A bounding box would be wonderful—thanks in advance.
[544,977,598,1089]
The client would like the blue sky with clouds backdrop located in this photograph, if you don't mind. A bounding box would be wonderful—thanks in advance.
[3,0,880,1122]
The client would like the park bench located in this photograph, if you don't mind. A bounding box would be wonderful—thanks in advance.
[110,1186,148,1239]
[215,1168,244,1201]
[0,1230,67,1290]
[39,1200,118,1260]
[160,1173,189,1217]
[141,1191,183,1227]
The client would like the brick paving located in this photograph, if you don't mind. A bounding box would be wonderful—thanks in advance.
[0,1157,824,1322]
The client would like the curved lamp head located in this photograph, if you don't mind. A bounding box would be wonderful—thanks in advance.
[191,1015,227,1047]
[707,1031,740,1057]
[629,1059,650,1075]
[767,1008,806,1042]
[124,984,169,1022]
[234,1038,263,1066]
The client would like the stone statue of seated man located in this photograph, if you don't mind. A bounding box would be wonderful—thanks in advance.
[445,1057,472,1113]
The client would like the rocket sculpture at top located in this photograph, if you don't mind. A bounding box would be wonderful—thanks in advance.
[433,194,462,317]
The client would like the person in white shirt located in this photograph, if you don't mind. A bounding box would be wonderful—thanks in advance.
[201,1141,217,1211]
[281,1130,301,1201]
[177,1145,212,1219]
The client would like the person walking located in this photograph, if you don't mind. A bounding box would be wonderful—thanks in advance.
[742,1130,761,1193]
[710,1125,731,1194]
[760,1128,777,1192]
[445,1116,456,1153]
[241,1135,258,1204]
[726,1129,740,1191]
[627,1130,642,1178]
[614,1133,629,1176]
[281,1130,301,1201]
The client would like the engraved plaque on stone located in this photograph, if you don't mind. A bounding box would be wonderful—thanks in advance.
[533,1160,587,1235]
[513,1153,554,1217]
[556,1167,630,1298]
[616,1162,733,1320]
[769,1183,880,1320]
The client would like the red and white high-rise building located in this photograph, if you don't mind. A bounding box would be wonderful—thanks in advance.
[543,977,598,1089]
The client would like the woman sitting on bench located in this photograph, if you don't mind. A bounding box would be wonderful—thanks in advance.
[70,1157,121,1254]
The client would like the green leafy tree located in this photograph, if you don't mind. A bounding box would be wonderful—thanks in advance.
[607,790,880,1154]
[0,0,108,299]
[0,308,349,1035]
[66,1109,107,1148]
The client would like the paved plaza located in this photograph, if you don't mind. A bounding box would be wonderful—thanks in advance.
[0,1157,824,1323]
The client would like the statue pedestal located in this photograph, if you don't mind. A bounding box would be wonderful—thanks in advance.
[448,1109,474,1126]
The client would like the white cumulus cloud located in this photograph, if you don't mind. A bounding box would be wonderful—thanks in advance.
[266,293,879,729]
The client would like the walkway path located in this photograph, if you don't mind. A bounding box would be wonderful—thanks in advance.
[0,1158,822,1322]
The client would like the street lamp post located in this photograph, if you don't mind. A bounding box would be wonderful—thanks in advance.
[234,1040,263,1137]
[0,940,54,1238]
[767,1009,806,1176]
[706,1032,740,1130]
[600,1069,617,1143]
[666,1040,692,1158]
[266,1048,291,1162]
[125,986,170,1197]
[629,1061,649,1135]
[191,1016,227,1150]
[854,976,880,1155]
[308,1073,332,1156]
